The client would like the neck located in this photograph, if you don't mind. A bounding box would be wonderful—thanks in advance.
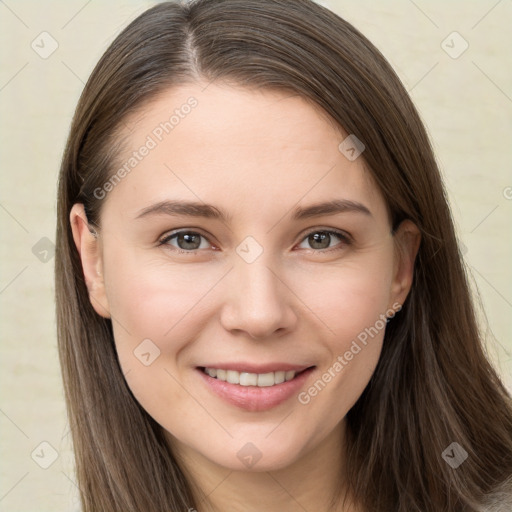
[168,419,361,512]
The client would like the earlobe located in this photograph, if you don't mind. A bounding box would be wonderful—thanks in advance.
[69,204,111,319]
[390,220,421,307]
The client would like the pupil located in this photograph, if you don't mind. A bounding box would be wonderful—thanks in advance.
[179,233,200,250]
[311,232,329,249]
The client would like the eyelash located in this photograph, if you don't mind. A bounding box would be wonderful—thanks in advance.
[157,228,352,256]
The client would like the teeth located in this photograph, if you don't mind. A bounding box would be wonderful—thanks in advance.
[226,370,239,384]
[257,372,275,387]
[204,368,298,386]
[239,372,258,386]
[274,371,285,384]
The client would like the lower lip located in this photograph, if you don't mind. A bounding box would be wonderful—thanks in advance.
[197,367,315,412]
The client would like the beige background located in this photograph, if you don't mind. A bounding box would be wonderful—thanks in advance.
[0,1,510,510]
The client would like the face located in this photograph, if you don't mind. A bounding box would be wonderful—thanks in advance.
[71,83,419,473]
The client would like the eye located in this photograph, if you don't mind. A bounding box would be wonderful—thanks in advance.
[296,229,351,252]
[158,230,212,254]
[158,228,352,255]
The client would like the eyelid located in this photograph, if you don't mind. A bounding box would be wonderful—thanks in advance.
[158,228,216,249]
[296,227,352,252]
[299,226,352,243]
[158,226,352,253]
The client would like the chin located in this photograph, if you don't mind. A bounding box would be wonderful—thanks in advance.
[203,437,307,473]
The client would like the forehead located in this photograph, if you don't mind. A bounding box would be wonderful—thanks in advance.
[102,83,388,226]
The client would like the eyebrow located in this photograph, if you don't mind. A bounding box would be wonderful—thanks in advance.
[135,198,372,222]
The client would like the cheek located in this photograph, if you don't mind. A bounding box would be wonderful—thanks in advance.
[294,254,394,343]
[103,240,393,395]
[103,241,395,361]
[292,257,393,415]
[102,249,226,366]
[101,254,211,421]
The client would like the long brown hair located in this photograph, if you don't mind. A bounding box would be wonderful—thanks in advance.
[55,1,512,510]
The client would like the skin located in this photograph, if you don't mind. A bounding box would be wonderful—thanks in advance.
[70,82,420,512]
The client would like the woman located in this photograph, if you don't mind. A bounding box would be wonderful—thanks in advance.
[55,0,512,510]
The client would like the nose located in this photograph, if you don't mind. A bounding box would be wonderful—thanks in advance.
[220,255,298,340]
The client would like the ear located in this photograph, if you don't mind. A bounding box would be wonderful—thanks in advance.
[389,219,421,308]
[69,203,111,319]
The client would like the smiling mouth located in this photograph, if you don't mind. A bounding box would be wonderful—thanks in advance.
[199,366,314,387]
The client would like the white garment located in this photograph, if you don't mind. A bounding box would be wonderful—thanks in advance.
[478,474,512,512]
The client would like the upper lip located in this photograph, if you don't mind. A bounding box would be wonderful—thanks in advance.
[198,363,314,374]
